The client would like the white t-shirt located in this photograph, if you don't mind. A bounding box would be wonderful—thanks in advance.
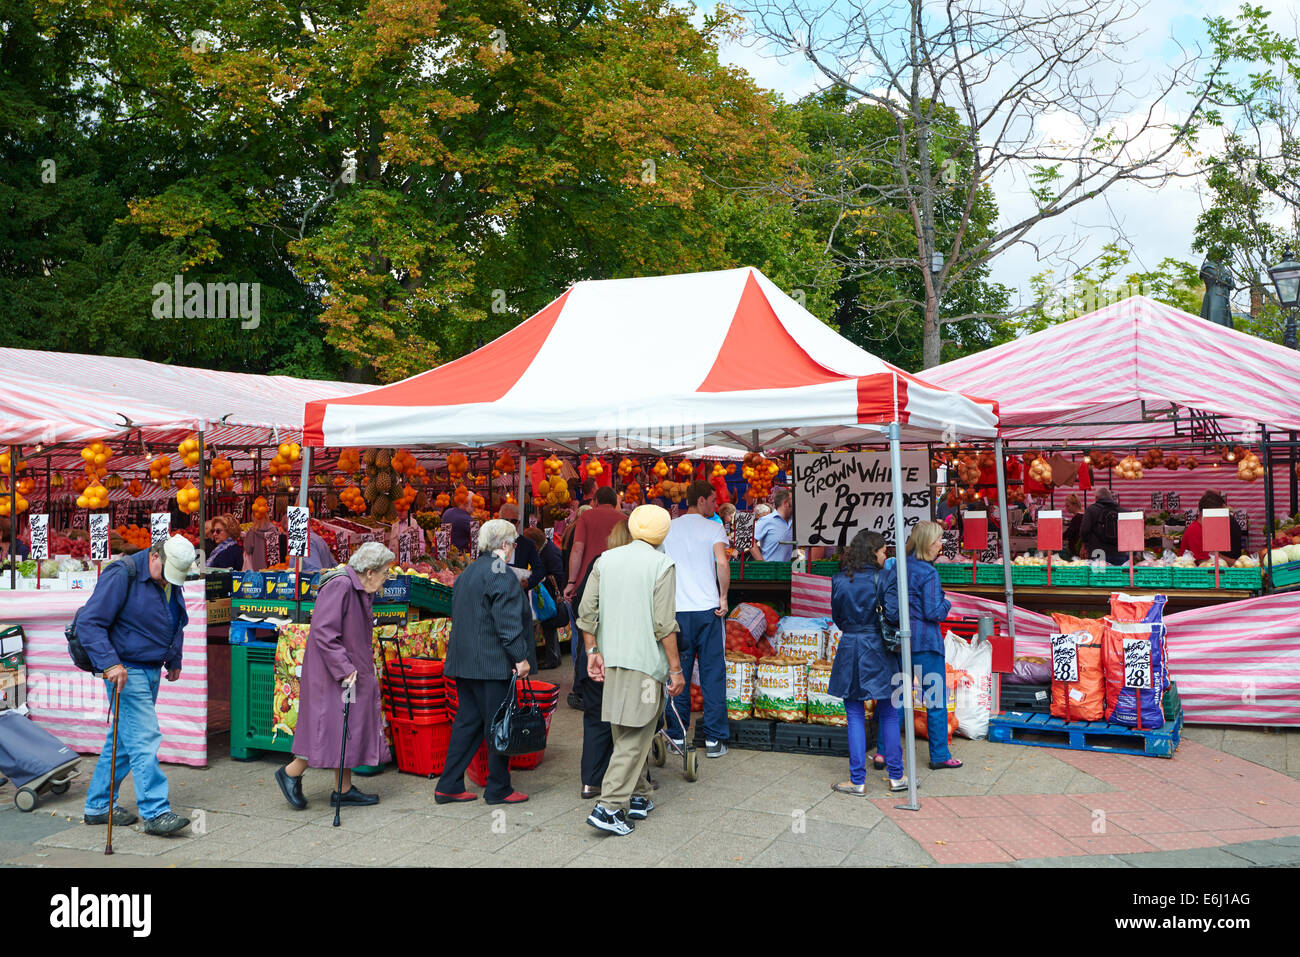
[663,513,729,612]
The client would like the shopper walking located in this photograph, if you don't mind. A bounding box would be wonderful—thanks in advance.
[661,480,730,757]
[77,536,195,835]
[521,527,567,670]
[276,542,395,811]
[576,520,631,799]
[434,520,532,805]
[578,505,683,836]
[881,520,959,770]
[828,530,907,793]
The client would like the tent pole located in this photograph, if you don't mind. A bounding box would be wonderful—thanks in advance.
[888,423,919,811]
[1290,431,1297,519]
[1263,425,1275,593]
[7,445,16,590]
[197,428,207,572]
[517,442,526,530]
[994,437,1017,651]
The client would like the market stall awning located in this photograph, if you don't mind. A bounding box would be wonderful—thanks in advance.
[919,296,1300,441]
[304,267,1000,451]
[0,369,201,446]
[0,348,377,448]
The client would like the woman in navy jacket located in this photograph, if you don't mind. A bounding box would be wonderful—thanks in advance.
[881,520,960,769]
[829,530,905,794]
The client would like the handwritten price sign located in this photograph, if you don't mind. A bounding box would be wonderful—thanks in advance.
[1123,638,1152,689]
[286,506,310,557]
[150,512,170,547]
[793,451,930,548]
[1050,632,1080,683]
[89,513,111,562]
[28,514,49,560]
[732,511,755,553]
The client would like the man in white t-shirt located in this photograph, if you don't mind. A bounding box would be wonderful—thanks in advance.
[661,480,730,757]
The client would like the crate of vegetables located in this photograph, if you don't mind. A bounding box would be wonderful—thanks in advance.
[1171,566,1216,589]
[809,560,840,577]
[1010,563,1047,586]
[975,563,1005,585]
[1218,567,1262,589]
[1133,566,1173,588]
[1047,563,1091,586]
[936,562,973,585]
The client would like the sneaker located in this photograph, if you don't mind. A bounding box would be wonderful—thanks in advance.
[330,786,380,807]
[141,811,190,836]
[628,796,654,819]
[83,806,138,826]
[666,736,685,749]
[706,740,728,758]
[275,766,307,810]
[586,803,634,836]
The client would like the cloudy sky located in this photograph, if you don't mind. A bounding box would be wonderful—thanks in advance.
[704,0,1266,312]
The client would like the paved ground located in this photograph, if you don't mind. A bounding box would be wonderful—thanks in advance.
[2,665,1299,868]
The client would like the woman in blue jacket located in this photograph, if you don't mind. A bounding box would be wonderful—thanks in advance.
[882,520,960,769]
[829,530,906,794]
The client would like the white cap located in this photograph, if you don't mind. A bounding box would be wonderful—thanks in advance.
[162,535,197,586]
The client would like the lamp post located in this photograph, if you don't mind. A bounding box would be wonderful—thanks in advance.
[1268,247,1300,349]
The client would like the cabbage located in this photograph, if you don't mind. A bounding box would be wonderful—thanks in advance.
[40,559,60,577]
[1284,544,1300,563]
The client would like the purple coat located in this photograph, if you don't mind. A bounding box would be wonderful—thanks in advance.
[291,567,390,767]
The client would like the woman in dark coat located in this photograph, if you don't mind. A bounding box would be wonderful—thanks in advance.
[829,530,903,794]
[434,519,533,806]
[275,541,395,811]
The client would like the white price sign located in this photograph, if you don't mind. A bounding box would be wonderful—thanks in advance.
[732,511,755,553]
[1050,632,1080,683]
[468,520,481,559]
[28,514,49,560]
[1123,638,1152,690]
[793,450,931,548]
[150,512,171,546]
[88,513,111,561]
[286,506,310,557]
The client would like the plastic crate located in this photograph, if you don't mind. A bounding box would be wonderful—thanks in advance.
[408,577,453,615]
[729,560,743,580]
[390,718,453,777]
[1218,567,1262,589]
[975,563,1005,585]
[1133,566,1173,589]
[936,563,974,585]
[1046,564,1091,587]
[1171,566,1216,589]
[742,561,781,580]
[1090,566,1131,589]
[691,718,776,751]
[1271,561,1300,588]
[1010,565,1047,586]
[230,642,292,759]
[1000,683,1051,713]
[772,722,858,757]
[809,560,840,577]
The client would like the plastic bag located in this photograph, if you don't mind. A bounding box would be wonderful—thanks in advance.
[1102,618,1166,729]
[728,603,768,641]
[1049,614,1106,722]
[912,665,958,742]
[946,632,993,739]
[1005,656,1051,685]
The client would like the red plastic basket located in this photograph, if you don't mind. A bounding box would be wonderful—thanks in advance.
[390,717,453,777]
[454,679,559,782]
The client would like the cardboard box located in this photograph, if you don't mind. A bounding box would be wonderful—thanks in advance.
[205,570,234,601]
[232,596,298,620]
[207,598,232,625]
[232,571,294,600]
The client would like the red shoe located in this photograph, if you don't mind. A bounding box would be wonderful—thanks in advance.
[434,791,478,804]
[928,758,963,770]
[485,791,529,805]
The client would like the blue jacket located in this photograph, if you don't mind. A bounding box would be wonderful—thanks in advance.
[76,550,188,672]
[880,555,952,656]
[828,566,898,702]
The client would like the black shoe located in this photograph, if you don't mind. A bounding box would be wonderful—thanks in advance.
[539,657,561,670]
[567,693,584,711]
[586,803,634,836]
[581,785,600,800]
[331,786,379,807]
[84,806,138,827]
[141,811,190,836]
[276,766,307,810]
[628,796,654,820]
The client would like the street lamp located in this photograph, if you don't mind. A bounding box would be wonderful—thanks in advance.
[1267,247,1300,349]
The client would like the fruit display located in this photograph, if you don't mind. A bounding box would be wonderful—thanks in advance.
[176,436,202,468]
[414,510,442,531]
[618,457,639,480]
[434,493,451,509]
[115,524,152,549]
[336,448,361,473]
[267,442,301,478]
[251,496,271,521]
[494,452,515,474]
[339,485,366,514]
[175,482,201,514]
[742,452,779,503]
[1113,455,1143,480]
[623,481,642,504]
[535,476,571,509]
[1028,456,1053,485]
[0,490,28,516]
[1140,448,1164,471]
[585,458,605,480]
[209,455,235,488]
[651,458,669,480]
[149,455,172,487]
[76,482,109,510]
[1236,450,1265,482]
[446,452,470,481]
[955,453,981,485]
[0,452,27,475]
[1087,450,1118,469]
[394,483,418,514]
[675,459,694,479]
[15,477,35,496]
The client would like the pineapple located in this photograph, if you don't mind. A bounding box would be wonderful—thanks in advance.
[362,448,378,467]
[376,471,393,495]
[375,449,392,470]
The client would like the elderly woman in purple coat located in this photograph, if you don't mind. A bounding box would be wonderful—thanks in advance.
[275,541,395,810]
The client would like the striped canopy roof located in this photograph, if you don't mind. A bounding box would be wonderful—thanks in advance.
[920,296,1300,442]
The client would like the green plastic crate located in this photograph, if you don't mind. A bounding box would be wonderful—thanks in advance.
[1010,565,1047,586]
[231,642,291,760]
[1171,566,1216,589]
[1272,561,1300,588]
[408,577,453,615]
[975,563,1005,584]
[742,561,787,581]
[1089,566,1131,589]
[1047,564,1091,586]
[1217,567,1262,590]
[1133,566,1173,588]
[810,560,841,577]
[729,560,743,580]
[937,563,974,585]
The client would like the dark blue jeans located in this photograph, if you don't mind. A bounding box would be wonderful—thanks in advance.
[664,610,726,743]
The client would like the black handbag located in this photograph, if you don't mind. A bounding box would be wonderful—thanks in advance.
[490,674,549,756]
[875,600,902,654]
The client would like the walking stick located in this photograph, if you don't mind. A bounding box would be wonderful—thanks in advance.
[106,685,121,856]
[333,697,351,828]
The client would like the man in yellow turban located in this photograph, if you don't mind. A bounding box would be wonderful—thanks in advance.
[576,505,684,836]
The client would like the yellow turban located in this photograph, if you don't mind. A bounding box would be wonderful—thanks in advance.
[628,504,671,546]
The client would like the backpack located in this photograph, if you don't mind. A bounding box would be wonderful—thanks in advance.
[1098,505,1120,546]
[65,558,136,673]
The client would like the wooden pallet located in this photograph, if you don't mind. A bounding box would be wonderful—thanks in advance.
[988,708,1182,758]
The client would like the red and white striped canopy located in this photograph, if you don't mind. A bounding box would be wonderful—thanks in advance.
[304,267,1000,451]
[921,296,1300,442]
[0,348,375,448]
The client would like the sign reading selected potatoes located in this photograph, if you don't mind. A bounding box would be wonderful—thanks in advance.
[793,451,931,548]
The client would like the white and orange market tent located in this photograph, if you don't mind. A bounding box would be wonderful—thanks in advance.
[303,267,1000,452]
[919,296,1300,443]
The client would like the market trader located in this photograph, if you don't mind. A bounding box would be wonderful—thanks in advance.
[1080,487,1125,564]
[750,488,794,562]
[76,536,195,836]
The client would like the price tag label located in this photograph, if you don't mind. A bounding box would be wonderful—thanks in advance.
[962,510,988,552]
[28,514,49,560]
[1117,512,1145,553]
[1123,638,1152,689]
[434,527,450,559]
[468,520,481,560]
[733,512,755,553]
[1037,509,1063,551]
[544,527,554,544]
[1202,508,1231,553]
[286,506,310,557]
[150,512,171,547]
[1050,632,1080,683]
[89,513,111,562]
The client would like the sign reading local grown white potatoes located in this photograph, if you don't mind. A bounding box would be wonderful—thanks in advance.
[793,451,930,548]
